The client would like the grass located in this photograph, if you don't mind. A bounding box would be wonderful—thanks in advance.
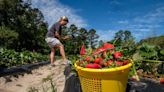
[28,73,57,92]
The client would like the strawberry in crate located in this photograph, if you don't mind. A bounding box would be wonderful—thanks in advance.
[77,42,131,69]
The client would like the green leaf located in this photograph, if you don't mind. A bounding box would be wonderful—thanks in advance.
[160,49,164,55]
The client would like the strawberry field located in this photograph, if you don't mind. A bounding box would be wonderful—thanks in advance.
[0,0,164,92]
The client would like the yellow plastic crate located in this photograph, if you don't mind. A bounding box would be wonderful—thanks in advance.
[74,61,132,92]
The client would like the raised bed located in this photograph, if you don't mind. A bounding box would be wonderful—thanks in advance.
[0,61,49,77]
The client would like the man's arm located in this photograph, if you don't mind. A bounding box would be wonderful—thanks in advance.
[62,35,72,40]
[54,30,71,40]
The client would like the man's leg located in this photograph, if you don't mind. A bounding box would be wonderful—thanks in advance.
[58,44,67,60]
[55,44,68,64]
[59,44,72,64]
[50,47,56,65]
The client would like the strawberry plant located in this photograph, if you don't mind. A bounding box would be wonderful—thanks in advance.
[132,43,164,81]
[0,48,48,68]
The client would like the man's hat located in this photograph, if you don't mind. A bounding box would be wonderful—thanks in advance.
[60,16,69,22]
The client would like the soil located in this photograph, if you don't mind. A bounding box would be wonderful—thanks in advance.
[0,59,163,92]
[0,59,66,92]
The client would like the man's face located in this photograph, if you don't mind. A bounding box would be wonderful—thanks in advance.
[61,20,68,25]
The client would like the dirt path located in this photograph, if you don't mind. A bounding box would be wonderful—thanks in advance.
[0,60,66,92]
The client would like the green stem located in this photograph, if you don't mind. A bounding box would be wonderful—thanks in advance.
[132,62,140,81]
[142,60,163,63]
[113,38,119,45]
[130,59,163,81]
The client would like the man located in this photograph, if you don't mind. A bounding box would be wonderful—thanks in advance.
[45,16,70,65]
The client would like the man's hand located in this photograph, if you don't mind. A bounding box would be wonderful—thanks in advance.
[62,35,71,40]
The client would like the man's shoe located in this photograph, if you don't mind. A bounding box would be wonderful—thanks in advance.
[62,60,71,65]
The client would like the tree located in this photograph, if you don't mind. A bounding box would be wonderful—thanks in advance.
[0,0,48,53]
[113,30,135,47]
[0,25,18,48]
[86,29,99,49]
[79,28,88,42]
[110,30,136,57]
[60,24,84,54]
[59,24,99,54]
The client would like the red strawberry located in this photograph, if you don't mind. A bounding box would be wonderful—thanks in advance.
[92,43,114,55]
[110,50,113,53]
[115,60,123,66]
[107,59,113,66]
[85,63,101,69]
[80,44,86,55]
[85,56,91,62]
[94,57,103,63]
[103,43,114,49]
[104,62,108,67]
[123,60,129,65]
[113,51,122,59]
[160,78,164,84]
[93,47,106,55]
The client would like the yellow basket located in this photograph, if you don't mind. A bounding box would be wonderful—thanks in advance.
[74,61,132,92]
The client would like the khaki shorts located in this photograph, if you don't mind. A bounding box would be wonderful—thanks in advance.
[45,37,61,48]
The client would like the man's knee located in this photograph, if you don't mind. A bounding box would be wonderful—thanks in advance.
[51,48,56,52]
[59,44,64,48]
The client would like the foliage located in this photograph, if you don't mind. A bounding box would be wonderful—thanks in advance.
[136,36,164,76]
[0,48,48,68]
[0,25,18,48]
[86,29,99,49]
[0,0,100,55]
[42,74,57,92]
[109,30,136,58]
[133,43,164,61]
[111,30,135,47]
[28,78,57,92]
[132,43,164,77]
[0,0,163,80]
[0,0,48,53]
[60,24,99,55]
[138,43,158,59]
[138,35,164,48]
[28,87,39,92]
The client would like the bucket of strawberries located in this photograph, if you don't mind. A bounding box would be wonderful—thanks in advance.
[74,43,133,92]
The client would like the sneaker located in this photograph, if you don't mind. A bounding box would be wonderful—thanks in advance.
[62,60,72,65]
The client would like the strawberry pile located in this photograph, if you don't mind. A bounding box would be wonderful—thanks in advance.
[77,43,130,69]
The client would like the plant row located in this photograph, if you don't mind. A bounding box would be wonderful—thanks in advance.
[0,48,48,68]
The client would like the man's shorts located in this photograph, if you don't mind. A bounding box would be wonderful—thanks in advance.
[45,37,61,48]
